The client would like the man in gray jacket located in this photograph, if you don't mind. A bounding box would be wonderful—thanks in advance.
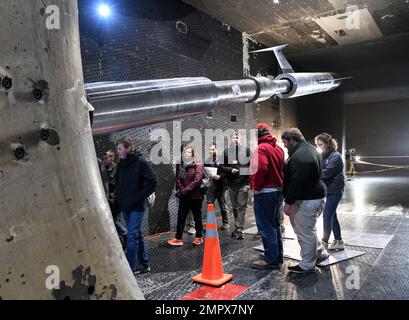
[220,132,251,240]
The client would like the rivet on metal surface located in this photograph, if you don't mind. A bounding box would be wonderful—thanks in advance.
[176,20,188,34]
[40,129,50,141]
[2,77,13,89]
[32,89,43,101]
[14,147,25,160]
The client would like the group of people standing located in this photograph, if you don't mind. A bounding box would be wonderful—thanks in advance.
[99,124,345,276]
[167,132,252,246]
[250,125,345,273]
[99,137,157,275]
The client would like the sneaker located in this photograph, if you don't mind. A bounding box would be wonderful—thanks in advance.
[252,260,282,270]
[329,240,345,251]
[321,240,329,251]
[186,227,196,235]
[192,237,203,246]
[231,230,244,240]
[288,265,316,274]
[316,253,330,266]
[221,223,229,230]
[259,253,283,264]
[168,238,184,246]
[133,266,150,275]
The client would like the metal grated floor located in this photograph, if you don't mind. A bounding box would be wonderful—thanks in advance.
[135,173,409,300]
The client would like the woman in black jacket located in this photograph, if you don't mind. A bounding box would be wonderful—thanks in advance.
[315,133,345,251]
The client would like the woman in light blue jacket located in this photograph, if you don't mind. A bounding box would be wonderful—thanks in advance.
[315,133,345,251]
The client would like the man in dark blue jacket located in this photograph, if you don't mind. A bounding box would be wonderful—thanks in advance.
[116,137,157,275]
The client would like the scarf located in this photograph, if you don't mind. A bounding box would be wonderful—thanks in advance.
[180,159,195,179]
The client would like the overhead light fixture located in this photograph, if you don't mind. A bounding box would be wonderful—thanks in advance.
[98,4,111,18]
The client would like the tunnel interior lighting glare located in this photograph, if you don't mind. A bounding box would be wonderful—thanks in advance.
[98,4,111,18]
[355,156,361,162]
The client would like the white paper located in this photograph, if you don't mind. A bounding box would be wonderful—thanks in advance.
[204,167,218,177]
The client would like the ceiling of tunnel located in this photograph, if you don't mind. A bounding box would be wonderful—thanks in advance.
[183,0,409,53]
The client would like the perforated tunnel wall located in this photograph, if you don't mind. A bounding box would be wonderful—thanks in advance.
[78,0,277,235]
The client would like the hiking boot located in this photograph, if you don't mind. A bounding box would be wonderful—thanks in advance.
[133,266,150,275]
[231,229,239,238]
[221,223,229,230]
[231,229,244,240]
[168,238,184,246]
[316,252,330,266]
[251,260,282,270]
[186,227,196,235]
[288,265,316,274]
[259,253,283,264]
[192,237,203,246]
[329,240,345,251]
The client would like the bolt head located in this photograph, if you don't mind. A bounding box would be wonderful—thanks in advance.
[15,147,25,160]
[2,77,12,90]
[33,89,43,101]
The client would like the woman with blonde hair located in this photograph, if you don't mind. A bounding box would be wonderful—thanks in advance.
[315,133,345,251]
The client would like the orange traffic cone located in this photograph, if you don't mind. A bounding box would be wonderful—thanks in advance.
[192,203,233,286]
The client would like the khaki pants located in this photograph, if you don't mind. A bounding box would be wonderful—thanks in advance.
[289,198,328,270]
[228,184,249,231]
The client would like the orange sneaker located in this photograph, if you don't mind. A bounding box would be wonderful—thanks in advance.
[192,237,203,246]
[168,238,184,246]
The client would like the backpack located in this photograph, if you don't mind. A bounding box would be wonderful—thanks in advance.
[196,163,211,195]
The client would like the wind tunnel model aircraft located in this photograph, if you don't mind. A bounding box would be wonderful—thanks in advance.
[85,44,343,134]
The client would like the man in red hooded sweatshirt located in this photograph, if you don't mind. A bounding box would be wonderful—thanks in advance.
[250,123,285,269]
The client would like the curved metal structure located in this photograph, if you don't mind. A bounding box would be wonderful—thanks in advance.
[0,0,142,300]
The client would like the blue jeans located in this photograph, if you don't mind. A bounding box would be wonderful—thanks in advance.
[254,191,283,265]
[114,216,127,239]
[322,194,343,242]
[122,210,148,271]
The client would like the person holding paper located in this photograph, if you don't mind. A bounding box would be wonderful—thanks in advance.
[205,144,229,230]
[220,132,251,240]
